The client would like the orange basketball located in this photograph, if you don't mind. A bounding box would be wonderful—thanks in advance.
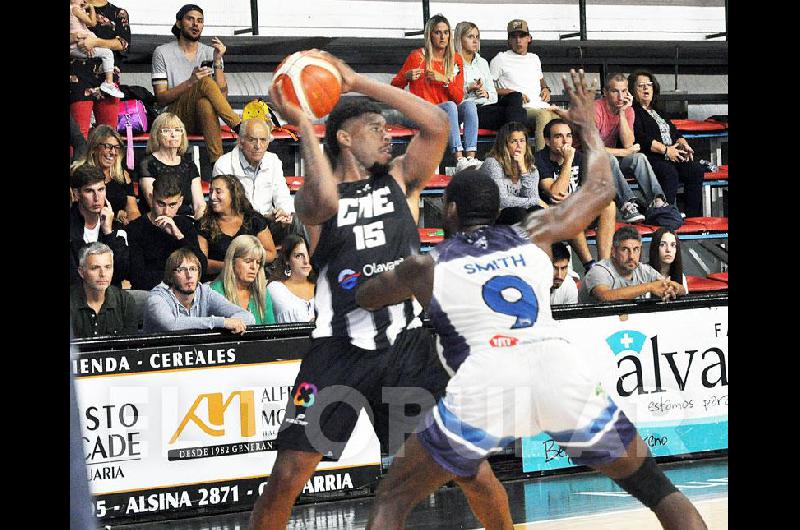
[271,51,342,119]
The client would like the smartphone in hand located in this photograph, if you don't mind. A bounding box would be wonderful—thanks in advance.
[200,60,214,69]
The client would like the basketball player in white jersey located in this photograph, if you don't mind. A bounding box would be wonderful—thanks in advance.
[356,70,707,529]
[249,51,513,530]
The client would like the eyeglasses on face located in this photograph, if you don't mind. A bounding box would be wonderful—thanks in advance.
[159,127,185,135]
[174,266,199,274]
[636,82,654,89]
[98,142,122,152]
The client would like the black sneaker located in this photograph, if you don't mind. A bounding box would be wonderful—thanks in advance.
[621,201,645,223]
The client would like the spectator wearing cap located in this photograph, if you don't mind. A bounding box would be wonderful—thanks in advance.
[151,4,242,164]
[489,19,558,151]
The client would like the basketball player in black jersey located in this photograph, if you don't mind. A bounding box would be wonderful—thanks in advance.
[249,51,514,530]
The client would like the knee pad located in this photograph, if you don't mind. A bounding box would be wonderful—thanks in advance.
[613,455,678,510]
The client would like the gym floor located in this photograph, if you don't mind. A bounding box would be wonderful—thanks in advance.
[113,456,727,529]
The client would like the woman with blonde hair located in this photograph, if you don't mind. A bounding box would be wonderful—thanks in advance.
[454,21,526,132]
[391,13,480,171]
[70,124,140,225]
[481,121,546,209]
[197,174,277,280]
[138,112,207,220]
[210,235,276,325]
[268,234,315,323]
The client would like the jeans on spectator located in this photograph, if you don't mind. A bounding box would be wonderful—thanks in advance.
[476,92,527,131]
[168,76,242,163]
[525,107,558,152]
[70,46,116,74]
[618,152,665,203]
[647,156,704,217]
[438,101,478,154]
[607,153,637,207]
[70,97,120,139]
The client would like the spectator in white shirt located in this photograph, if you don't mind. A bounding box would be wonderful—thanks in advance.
[550,242,578,305]
[212,117,302,245]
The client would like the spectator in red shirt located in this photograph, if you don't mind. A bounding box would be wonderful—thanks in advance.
[392,14,480,171]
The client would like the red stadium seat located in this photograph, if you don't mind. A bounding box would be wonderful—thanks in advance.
[707,272,728,283]
[683,217,728,231]
[202,180,209,194]
[285,176,305,192]
[670,119,728,132]
[675,221,708,234]
[418,228,444,245]
[477,128,498,137]
[704,164,728,180]
[426,174,452,189]
[686,275,728,292]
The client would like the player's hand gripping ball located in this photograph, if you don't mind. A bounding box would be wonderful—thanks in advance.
[271,51,343,119]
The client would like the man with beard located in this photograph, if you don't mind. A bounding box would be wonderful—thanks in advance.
[550,242,578,305]
[249,51,513,530]
[578,225,681,303]
[143,247,253,333]
[151,4,242,163]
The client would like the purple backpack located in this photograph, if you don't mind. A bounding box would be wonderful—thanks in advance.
[117,100,147,170]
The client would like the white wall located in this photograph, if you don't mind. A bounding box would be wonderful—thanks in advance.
[127,1,727,41]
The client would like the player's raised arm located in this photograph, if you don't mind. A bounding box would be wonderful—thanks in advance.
[525,69,616,248]
[356,254,435,311]
[321,52,449,196]
[269,80,339,227]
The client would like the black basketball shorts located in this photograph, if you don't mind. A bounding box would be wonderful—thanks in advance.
[275,326,450,460]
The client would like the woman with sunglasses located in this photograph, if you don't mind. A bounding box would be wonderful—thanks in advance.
[70,124,140,225]
[138,112,207,220]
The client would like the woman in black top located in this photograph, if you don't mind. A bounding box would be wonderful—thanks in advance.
[197,175,277,281]
[138,112,207,219]
[69,0,131,139]
[628,70,704,217]
[71,124,141,225]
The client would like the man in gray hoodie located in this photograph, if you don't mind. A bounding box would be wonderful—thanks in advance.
[143,247,254,333]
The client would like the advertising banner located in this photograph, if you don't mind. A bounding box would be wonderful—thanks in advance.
[73,339,381,523]
[522,306,728,472]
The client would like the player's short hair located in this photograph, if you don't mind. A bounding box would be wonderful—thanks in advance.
[152,172,183,200]
[70,164,105,190]
[78,242,113,269]
[324,99,384,168]
[444,169,499,227]
[551,241,571,262]
[543,118,570,140]
[613,226,642,247]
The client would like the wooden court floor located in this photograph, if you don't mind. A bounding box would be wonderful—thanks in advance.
[116,456,727,529]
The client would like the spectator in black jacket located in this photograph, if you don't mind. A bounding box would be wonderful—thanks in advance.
[127,172,207,290]
[70,165,129,286]
[70,243,138,338]
[628,70,704,217]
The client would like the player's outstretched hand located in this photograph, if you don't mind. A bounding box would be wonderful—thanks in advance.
[558,69,598,135]
[268,81,307,127]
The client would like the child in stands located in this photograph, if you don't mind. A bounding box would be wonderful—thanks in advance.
[69,0,125,98]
